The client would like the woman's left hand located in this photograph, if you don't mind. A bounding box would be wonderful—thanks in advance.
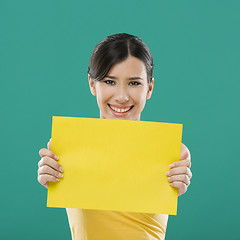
[166,143,192,197]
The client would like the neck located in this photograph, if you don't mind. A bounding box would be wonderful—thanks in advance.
[99,114,141,121]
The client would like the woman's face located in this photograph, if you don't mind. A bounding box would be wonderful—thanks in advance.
[88,55,154,121]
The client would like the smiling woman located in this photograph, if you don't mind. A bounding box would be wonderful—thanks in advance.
[37,32,192,240]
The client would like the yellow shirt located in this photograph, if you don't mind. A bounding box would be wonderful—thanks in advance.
[66,208,168,240]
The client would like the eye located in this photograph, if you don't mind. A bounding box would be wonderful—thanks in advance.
[129,81,141,86]
[104,80,115,85]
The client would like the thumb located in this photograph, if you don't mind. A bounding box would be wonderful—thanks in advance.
[180,143,190,160]
[180,149,188,160]
[47,138,51,150]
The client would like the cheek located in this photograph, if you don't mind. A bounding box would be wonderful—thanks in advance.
[96,86,112,106]
[131,89,147,103]
[132,89,148,113]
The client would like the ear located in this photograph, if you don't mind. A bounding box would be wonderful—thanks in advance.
[146,77,154,100]
[88,74,96,96]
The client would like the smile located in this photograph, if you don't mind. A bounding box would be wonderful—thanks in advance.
[108,104,134,116]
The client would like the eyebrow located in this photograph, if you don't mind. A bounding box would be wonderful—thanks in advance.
[105,75,144,81]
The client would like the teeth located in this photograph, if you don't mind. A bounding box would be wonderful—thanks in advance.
[110,105,131,113]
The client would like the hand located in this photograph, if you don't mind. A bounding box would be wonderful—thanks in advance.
[166,143,192,197]
[37,138,64,189]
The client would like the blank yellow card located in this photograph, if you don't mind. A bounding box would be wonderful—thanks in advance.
[47,116,182,215]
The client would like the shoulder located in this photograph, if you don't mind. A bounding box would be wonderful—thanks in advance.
[181,143,191,160]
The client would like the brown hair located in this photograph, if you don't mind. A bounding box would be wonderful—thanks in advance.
[87,33,154,84]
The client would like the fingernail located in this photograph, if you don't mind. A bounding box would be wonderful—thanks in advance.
[166,171,170,176]
[169,163,174,168]
[168,177,170,181]
[58,173,64,178]
[54,155,59,160]
[59,166,64,172]
[56,178,60,181]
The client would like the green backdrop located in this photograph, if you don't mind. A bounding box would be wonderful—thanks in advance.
[1,0,239,239]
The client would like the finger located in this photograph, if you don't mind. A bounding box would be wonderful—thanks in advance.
[166,166,191,178]
[170,180,187,189]
[169,159,191,169]
[39,148,58,160]
[38,156,63,172]
[167,174,190,186]
[170,181,188,195]
[47,139,51,150]
[38,165,64,179]
[38,174,60,187]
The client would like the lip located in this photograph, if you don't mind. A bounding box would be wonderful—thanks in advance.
[108,104,134,116]
[109,104,133,109]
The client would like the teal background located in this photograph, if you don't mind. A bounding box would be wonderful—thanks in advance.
[0,0,239,239]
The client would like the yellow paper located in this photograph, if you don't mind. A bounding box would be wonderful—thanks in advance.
[47,116,182,215]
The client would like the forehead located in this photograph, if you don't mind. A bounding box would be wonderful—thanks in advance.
[107,55,147,78]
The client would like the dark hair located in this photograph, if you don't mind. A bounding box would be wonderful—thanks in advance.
[87,33,154,85]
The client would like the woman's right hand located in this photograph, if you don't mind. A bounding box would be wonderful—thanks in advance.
[37,138,64,189]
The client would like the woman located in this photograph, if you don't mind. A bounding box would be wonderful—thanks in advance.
[38,33,192,240]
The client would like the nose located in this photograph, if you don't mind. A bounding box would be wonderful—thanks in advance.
[115,84,129,103]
